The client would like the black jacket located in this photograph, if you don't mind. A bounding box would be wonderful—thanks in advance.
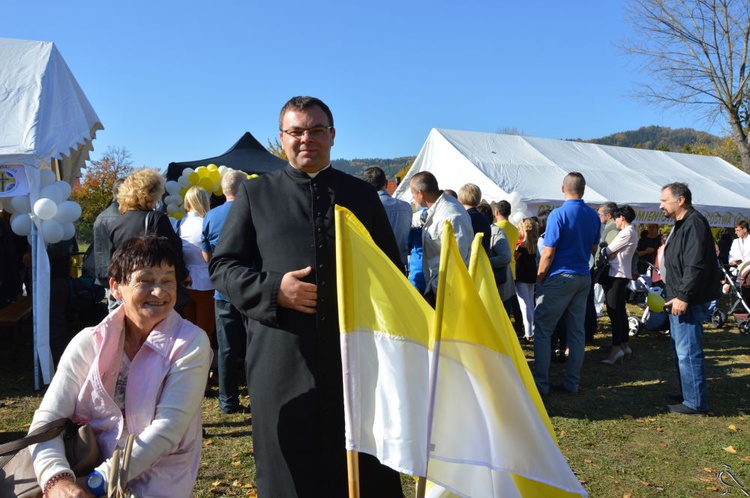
[663,208,720,304]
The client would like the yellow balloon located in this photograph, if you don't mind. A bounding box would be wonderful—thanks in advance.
[179,187,189,198]
[170,211,186,221]
[250,174,259,179]
[196,166,209,178]
[211,181,220,193]
[646,292,665,313]
[208,170,221,183]
[188,172,199,185]
[199,177,213,190]
[215,186,223,197]
[207,164,218,172]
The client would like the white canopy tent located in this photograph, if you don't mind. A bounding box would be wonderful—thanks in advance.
[394,128,750,227]
[0,37,103,386]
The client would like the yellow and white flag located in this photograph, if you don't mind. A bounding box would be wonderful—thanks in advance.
[427,224,587,497]
[336,205,435,475]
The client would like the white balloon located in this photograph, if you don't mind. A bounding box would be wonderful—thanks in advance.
[516,210,531,221]
[39,169,57,188]
[34,198,58,220]
[508,191,522,208]
[166,203,180,214]
[10,195,30,214]
[55,201,82,223]
[509,212,524,225]
[61,222,76,240]
[177,176,189,188]
[516,201,528,213]
[182,168,194,177]
[1,197,14,214]
[41,219,63,244]
[53,181,72,200]
[10,212,32,236]
[40,184,64,205]
[218,165,227,174]
[166,180,181,196]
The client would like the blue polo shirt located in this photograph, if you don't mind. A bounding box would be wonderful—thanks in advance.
[202,200,234,301]
[544,199,600,278]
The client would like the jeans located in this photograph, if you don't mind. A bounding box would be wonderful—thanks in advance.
[668,302,709,411]
[215,299,248,412]
[534,273,591,393]
[515,282,535,338]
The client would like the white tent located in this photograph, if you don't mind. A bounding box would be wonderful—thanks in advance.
[0,37,103,386]
[394,128,750,227]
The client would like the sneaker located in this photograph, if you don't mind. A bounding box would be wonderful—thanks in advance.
[665,392,684,403]
[666,403,707,416]
[552,383,577,395]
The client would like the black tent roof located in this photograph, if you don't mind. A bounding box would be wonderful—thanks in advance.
[166,132,286,181]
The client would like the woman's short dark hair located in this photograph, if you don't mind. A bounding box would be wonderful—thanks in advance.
[613,205,636,223]
[109,234,188,285]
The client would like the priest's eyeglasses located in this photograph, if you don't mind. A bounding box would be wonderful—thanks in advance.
[281,126,333,139]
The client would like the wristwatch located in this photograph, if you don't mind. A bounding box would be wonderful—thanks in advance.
[86,470,106,497]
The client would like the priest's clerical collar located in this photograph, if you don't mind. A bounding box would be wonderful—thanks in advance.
[289,163,332,178]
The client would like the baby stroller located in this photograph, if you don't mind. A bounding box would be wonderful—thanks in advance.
[628,262,670,337]
[711,262,750,334]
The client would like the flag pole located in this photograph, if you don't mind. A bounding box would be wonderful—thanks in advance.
[415,476,427,498]
[347,449,360,498]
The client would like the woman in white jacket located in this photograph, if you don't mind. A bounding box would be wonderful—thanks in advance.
[600,205,638,364]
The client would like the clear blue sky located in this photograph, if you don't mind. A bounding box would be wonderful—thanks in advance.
[5,1,723,170]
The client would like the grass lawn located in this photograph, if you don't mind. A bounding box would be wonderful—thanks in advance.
[1,301,748,497]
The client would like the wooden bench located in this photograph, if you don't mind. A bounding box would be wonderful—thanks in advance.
[0,295,33,347]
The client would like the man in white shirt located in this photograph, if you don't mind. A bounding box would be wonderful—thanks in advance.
[729,220,750,265]
[409,171,473,305]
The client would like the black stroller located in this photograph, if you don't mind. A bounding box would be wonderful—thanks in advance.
[711,262,750,334]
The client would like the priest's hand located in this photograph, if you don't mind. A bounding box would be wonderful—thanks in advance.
[278,266,318,314]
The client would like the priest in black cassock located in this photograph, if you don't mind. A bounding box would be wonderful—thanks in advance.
[209,96,404,497]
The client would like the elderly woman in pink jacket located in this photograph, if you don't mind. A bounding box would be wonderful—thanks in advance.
[30,234,211,498]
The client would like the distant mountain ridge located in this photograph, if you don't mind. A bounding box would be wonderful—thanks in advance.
[581,125,722,151]
[333,126,729,179]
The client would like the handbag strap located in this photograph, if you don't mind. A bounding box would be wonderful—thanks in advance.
[0,418,69,468]
[144,211,153,233]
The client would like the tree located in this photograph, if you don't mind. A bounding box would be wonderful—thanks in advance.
[70,146,133,243]
[624,0,750,172]
[267,138,287,160]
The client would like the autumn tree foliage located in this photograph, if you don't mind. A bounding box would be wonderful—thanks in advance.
[267,138,287,160]
[70,146,133,243]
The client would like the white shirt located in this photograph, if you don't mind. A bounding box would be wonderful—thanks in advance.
[729,235,750,263]
[178,211,213,291]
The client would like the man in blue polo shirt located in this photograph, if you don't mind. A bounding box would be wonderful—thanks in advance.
[202,169,249,414]
[534,172,601,395]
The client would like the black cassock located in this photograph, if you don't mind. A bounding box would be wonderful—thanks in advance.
[210,165,404,497]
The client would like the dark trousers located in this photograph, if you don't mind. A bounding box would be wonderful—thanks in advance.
[215,299,248,412]
[604,276,630,346]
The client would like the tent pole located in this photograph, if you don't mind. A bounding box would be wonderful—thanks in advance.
[31,221,39,391]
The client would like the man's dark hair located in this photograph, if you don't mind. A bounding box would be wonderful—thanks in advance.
[496,200,511,218]
[564,172,586,197]
[613,205,636,223]
[600,202,618,216]
[662,182,692,207]
[362,167,387,190]
[279,96,334,129]
[410,171,440,195]
[735,220,748,230]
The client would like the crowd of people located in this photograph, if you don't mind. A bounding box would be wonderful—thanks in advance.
[14,95,735,497]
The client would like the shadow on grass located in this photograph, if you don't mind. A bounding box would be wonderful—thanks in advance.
[537,322,750,421]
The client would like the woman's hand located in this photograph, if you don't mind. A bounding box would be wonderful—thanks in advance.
[46,477,94,498]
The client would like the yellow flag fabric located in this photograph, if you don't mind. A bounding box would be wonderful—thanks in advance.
[335,205,434,475]
[427,223,587,497]
[467,234,556,441]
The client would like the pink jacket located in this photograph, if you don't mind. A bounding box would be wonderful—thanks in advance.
[31,307,211,497]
